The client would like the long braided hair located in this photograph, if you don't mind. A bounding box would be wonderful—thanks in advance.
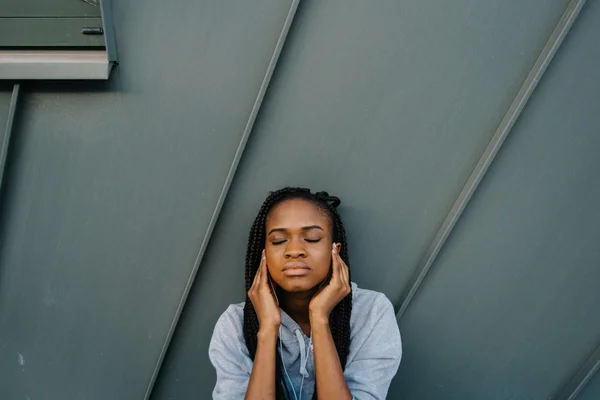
[243,187,352,399]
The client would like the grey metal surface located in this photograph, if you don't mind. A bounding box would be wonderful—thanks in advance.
[0,1,297,399]
[0,84,14,150]
[100,0,117,64]
[145,0,299,397]
[397,0,587,319]
[578,369,600,400]
[0,85,14,193]
[0,0,598,398]
[556,342,600,400]
[0,51,110,80]
[152,0,571,398]
[394,0,600,397]
[1,0,101,17]
[0,84,19,192]
[0,0,101,48]
[0,18,105,47]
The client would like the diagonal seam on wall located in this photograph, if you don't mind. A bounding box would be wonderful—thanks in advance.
[555,341,600,400]
[0,84,20,195]
[395,0,588,321]
[143,1,302,398]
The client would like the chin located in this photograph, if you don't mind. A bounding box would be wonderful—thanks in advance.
[278,278,321,293]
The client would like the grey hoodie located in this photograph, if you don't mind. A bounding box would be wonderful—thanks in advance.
[209,282,402,399]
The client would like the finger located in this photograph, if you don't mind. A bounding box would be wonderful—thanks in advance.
[335,253,346,289]
[259,251,269,286]
[251,269,261,291]
[330,254,344,289]
[251,252,265,289]
[337,254,349,285]
[331,246,342,284]
[334,253,349,294]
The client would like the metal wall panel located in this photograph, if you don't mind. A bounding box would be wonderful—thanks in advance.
[1,0,101,17]
[0,0,102,48]
[394,1,600,398]
[0,84,18,192]
[0,85,12,130]
[579,371,600,400]
[153,0,571,398]
[0,0,295,399]
[0,18,106,47]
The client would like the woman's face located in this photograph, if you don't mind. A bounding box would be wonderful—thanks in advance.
[265,198,338,293]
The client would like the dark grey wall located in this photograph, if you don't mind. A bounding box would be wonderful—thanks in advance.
[1,0,599,399]
[154,0,600,399]
[579,372,600,400]
[396,1,600,397]
[0,85,12,137]
[0,0,293,398]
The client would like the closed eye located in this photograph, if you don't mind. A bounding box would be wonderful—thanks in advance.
[305,238,322,243]
[271,240,287,245]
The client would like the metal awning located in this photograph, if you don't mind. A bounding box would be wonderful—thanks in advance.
[0,0,116,80]
[0,50,111,80]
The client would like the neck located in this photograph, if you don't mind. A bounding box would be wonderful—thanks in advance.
[278,288,318,326]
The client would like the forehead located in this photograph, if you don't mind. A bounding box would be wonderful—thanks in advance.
[266,198,331,229]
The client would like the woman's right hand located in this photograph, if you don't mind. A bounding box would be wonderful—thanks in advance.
[248,250,280,334]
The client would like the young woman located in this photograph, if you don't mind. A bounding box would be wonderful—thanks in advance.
[209,187,402,399]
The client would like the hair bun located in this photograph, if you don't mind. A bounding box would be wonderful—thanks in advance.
[315,191,341,208]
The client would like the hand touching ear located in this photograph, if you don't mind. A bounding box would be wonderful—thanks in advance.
[309,243,351,324]
[248,250,281,333]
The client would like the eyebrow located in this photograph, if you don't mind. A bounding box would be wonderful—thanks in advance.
[267,225,324,235]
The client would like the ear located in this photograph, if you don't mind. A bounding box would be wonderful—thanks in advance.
[335,242,342,253]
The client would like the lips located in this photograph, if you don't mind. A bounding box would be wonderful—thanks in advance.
[282,261,311,276]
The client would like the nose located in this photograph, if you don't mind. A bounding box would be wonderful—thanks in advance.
[285,239,306,258]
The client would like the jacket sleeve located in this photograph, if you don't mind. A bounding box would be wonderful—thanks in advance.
[208,305,253,400]
[344,294,402,400]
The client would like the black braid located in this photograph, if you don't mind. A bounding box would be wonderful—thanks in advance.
[243,187,352,400]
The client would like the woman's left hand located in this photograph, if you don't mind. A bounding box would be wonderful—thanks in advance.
[309,243,351,324]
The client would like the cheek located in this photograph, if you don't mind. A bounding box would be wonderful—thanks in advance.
[264,245,282,263]
[264,246,284,276]
[312,246,333,274]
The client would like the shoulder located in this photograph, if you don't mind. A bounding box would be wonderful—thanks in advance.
[209,302,254,379]
[212,302,244,337]
[210,302,245,351]
[209,302,252,365]
[348,282,401,353]
[350,282,395,324]
[344,284,402,387]
[216,302,245,327]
